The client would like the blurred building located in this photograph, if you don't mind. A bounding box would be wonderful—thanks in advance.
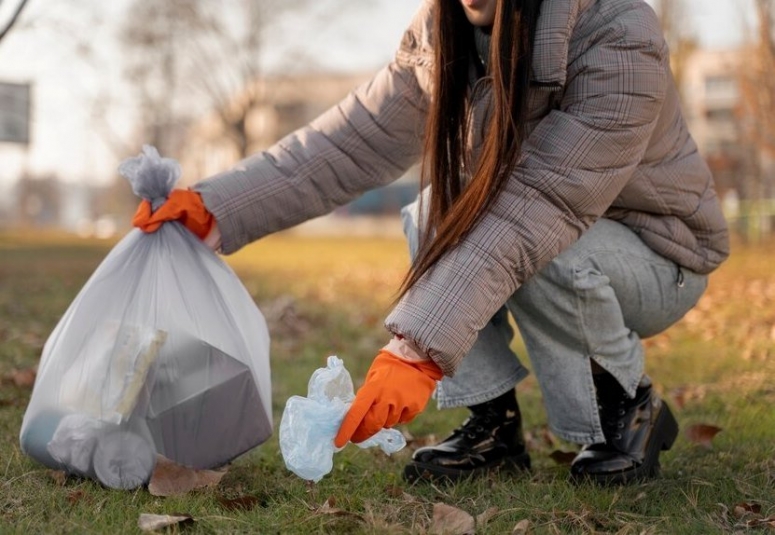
[7,175,124,236]
[181,49,772,218]
[182,72,369,173]
[8,47,772,237]
[681,46,775,237]
[681,49,741,160]
[179,71,419,223]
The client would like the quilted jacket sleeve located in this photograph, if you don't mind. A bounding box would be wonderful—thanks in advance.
[386,3,670,376]
[193,2,432,254]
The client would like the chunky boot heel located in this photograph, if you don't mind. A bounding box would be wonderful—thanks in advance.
[657,402,679,451]
[641,400,679,479]
[570,377,678,486]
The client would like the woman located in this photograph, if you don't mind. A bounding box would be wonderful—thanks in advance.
[135,0,729,485]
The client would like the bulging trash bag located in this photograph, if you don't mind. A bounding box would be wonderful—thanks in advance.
[19,146,272,490]
[279,356,405,482]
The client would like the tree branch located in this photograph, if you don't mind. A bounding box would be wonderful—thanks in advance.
[0,0,31,43]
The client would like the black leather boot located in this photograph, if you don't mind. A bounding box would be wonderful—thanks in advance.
[403,390,530,483]
[570,374,679,485]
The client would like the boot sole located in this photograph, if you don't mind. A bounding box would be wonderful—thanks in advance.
[403,452,531,484]
[573,401,679,486]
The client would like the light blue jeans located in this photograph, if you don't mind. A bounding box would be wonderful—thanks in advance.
[401,199,707,444]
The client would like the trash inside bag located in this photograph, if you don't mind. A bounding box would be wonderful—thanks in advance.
[19,146,272,490]
[279,356,405,482]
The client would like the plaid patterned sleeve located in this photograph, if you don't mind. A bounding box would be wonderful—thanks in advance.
[193,2,433,254]
[386,0,673,376]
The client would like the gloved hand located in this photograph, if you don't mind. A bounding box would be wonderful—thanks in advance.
[132,189,215,241]
[334,349,443,448]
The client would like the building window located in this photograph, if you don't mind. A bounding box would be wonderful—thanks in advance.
[704,75,738,99]
[704,107,736,122]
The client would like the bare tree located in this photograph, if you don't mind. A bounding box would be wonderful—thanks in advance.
[738,2,775,182]
[119,0,216,159]
[739,1,775,162]
[0,0,31,44]
[119,0,367,162]
[732,0,775,238]
[187,0,361,160]
[655,0,697,99]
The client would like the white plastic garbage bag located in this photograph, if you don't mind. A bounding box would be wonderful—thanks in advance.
[279,356,405,482]
[19,146,272,490]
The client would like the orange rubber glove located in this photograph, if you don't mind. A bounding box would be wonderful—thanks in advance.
[132,189,215,240]
[334,350,443,448]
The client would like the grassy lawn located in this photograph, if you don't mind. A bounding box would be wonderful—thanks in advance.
[1,229,774,534]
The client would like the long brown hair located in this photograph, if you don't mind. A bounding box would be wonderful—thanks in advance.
[399,0,542,297]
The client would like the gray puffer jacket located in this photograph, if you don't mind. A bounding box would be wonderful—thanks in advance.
[195,0,729,376]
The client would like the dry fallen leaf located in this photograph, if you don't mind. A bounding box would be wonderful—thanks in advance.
[320,496,337,510]
[3,367,36,388]
[685,424,723,449]
[385,484,403,498]
[431,503,475,535]
[669,387,687,410]
[742,517,775,529]
[512,518,531,534]
[49,470,68,486]
[476,506,498,529]
[148,455,227,497]
[217,495,264,511]
[732,502,762,518]
[312,496,364,520]
[549,450,577,465]
[384,484,416,502]
[138,513,193,532]
[66,490,86,506]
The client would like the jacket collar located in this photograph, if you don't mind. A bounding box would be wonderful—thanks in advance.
[531,0,588,87]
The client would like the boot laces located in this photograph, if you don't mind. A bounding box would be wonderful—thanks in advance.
[455,412,496,440]
[599,399,628,441]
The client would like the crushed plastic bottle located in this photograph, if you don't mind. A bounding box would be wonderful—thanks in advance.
[279,356,406,482]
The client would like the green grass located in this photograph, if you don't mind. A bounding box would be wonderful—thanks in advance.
[1,229,774,534]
